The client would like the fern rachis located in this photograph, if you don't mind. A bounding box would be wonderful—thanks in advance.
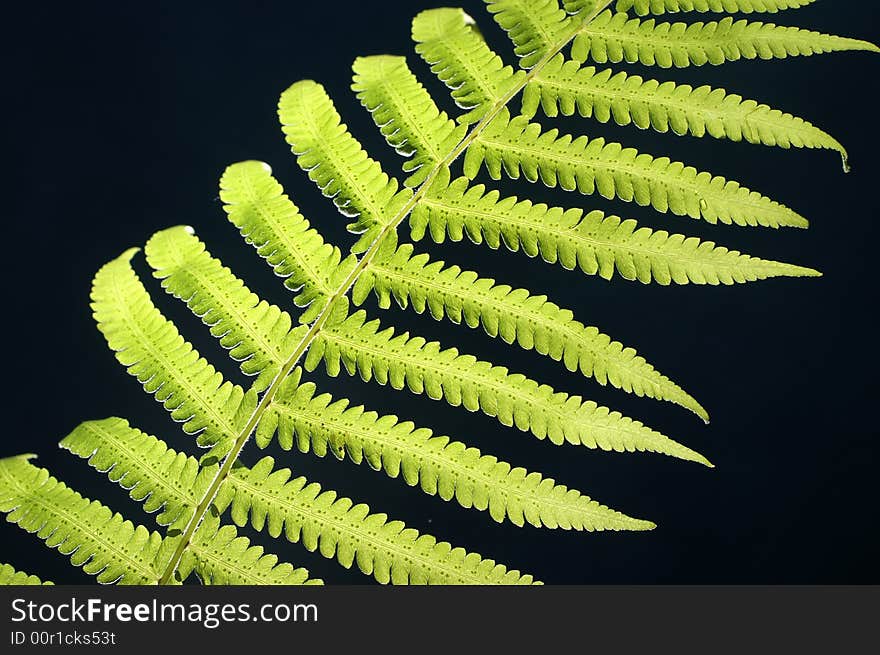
[2,0,875,585]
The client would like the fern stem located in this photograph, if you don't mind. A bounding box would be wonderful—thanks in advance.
[157,0,616,585]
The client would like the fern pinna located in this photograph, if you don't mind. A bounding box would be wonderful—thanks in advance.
[1,0,875,585]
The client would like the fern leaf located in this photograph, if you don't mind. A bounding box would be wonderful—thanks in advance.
[278,80,412,251]
[180,515,320,585]
[355,236,709,419]
[219,161,355,322]
[484,0,574,68]
[258,371,661,529]
[145,226,304,392]
[0,563,52,585]
[412,8,526,124]
[467,109,807,228]
[524,55,847,166]
[61,413,538,583]
[564,0,599,12]
[91,250,257,447]
[571,11,879,68]
[59,422,319,585]
[352,55,467,188]
[411,173,818,284]
[616,0,817,17]
[0,456,170,584]
[60,417,211,531]
[307,310,709,464]
[217,456,541,583]
[16,0,867,588]
[60,419,330,585]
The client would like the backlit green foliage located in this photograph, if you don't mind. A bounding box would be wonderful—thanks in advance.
[2,0,874,585]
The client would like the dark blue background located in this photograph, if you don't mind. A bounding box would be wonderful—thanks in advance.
[4,1,878,584]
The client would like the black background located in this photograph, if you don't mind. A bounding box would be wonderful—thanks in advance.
[4,1,878,585]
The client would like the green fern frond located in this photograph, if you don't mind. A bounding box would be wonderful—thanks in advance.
[524,55,847,166]
[278,80,412,251]
[467,109,808,227]
[180,515,320,585]
[352,55,467,188]
[60,420,319,585]
[217,456,541,584]
[571,11,879,68]
[145,225,305,392]
[616,0,816,17]
[412,8,526,124]
[60,417,210,531]
[8,0,873,587]
[259,369,664,527]
[63,413,538,583]
[308,310,709,464]
[355,235,709,418]
[0,455,171,584]
[92,250,257,447]
[219,161,355,322]
[0,563,53,585]
[484,0,574,68]
[411,172,819,283]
